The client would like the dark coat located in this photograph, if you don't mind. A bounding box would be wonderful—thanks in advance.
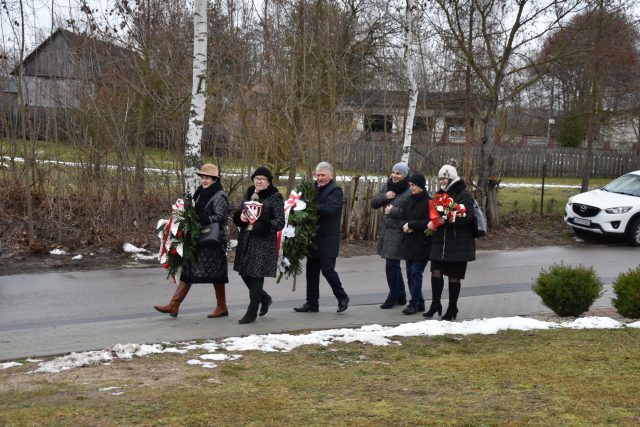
[371,182,411,259]
[400,190,432,261]
[429,179,476,263]
[181,185,229,284]
[309,180,343,258]
[233,185,285,278]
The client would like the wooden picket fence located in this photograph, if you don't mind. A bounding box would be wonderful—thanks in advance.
[335,142,640,178]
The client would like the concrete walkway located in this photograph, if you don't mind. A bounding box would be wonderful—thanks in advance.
[1,245,636,361]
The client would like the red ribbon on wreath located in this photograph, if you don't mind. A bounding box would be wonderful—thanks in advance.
[158,198,185,283]
[159,215,174,263]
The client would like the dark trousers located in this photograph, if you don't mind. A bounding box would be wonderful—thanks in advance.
[406,260,427,308]
[305,256,348,307]
[385,258,407,301]
[241,275,267,316]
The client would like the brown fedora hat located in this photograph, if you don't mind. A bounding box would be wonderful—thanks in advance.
[196,163,219,178]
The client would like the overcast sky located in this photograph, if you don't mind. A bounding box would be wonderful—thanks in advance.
[1,0,114,51]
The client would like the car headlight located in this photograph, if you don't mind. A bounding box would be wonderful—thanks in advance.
[604,206,632,214]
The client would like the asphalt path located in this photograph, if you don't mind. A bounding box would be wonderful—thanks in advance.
[1,245,637,360]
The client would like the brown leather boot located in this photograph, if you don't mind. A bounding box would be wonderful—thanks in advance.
[207,283,228,318]
[154,281,191,318]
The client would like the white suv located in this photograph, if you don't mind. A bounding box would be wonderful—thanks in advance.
[564,170,640,246]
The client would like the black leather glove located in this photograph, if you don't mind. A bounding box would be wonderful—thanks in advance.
[199,213,211,226]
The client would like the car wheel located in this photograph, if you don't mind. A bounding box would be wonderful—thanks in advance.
[625,218,640,246]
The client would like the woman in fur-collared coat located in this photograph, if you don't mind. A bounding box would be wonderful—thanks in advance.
[425,162,476,321]
[233,166,285,324]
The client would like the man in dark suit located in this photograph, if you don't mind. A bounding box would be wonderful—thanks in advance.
[294,162,350,313]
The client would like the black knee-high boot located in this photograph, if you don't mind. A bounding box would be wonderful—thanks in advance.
[442,280,461,321]
[240,276,263,324]
[423,276,444,318]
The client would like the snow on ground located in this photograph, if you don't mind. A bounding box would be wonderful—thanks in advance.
[122,243,158,261]
[1,361,23,369]
[2,316,637,373]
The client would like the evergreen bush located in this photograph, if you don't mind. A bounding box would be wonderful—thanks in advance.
[532,263,603,317]
[612,266,640,319]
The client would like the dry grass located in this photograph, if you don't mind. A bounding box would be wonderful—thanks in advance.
[1,328,639,426]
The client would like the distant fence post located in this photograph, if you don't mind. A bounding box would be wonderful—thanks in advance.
[540,163,546,217]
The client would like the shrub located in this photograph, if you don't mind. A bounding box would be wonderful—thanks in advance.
[612,266,640,319]
[532,263,603,317]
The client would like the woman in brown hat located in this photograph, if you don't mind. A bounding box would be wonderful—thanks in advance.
[154,163,230,318]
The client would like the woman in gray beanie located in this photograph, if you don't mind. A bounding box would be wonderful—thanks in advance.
[371,162,411,309]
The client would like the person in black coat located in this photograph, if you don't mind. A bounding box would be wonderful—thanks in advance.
[294,162,350,313]
[233,166,285,324]
[399,173,432,314]
[424,162,476,321]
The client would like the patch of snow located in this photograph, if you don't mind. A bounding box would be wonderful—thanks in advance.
[200,353,231,361]
[19,316,635,374]
[1,361,23,369]
[187,359,217,369]
[122,243,148,254]
[110,343,166,358]
[99,386,122,392]
[560,316,623,329]
[182,342,219,352]
[34,351,113,373]
[72,254,83,260]
[132,253,158,261]
[49,248,67,256]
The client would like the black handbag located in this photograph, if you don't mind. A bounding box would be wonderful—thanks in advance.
[198,222,221,246]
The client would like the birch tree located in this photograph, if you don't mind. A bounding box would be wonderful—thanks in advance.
[184,0,208,194]
[400,0,418,164]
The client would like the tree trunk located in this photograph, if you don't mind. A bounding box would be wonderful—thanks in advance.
[478,101,499,229]
[17,0,34,245]
[580,1,604,194]
[133,95,148,229]
[400,0,418,165]
[462,7,474,186]
[184,0,208,194]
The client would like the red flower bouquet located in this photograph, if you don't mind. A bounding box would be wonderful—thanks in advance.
[425,193,467,235]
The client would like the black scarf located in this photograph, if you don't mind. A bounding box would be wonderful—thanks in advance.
[193,180,222,214]
[244,185,279,201]
[387,176,409,194]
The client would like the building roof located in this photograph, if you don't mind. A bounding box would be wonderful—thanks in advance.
[12,27,137,79]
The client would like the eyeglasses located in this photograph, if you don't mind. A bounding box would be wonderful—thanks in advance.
[253,177,268,182]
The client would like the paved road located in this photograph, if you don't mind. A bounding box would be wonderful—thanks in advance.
[1,245,637,360]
